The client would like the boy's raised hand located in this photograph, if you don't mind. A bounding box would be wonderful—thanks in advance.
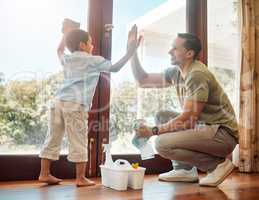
[62,18,80,34]
[127,25,142,55]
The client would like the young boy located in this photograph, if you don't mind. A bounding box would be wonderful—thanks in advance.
[39,19,140,187]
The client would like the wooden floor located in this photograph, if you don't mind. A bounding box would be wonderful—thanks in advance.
[0,171,259,200]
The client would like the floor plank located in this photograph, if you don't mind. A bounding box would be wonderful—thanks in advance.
[0,172,259,200]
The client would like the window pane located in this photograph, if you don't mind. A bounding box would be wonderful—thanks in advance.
[207,0,240,115]
[0,0,88,154]
[110,0,186,154]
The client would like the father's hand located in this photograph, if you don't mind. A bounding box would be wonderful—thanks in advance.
[127,25,142,54]
[135,124,153,138]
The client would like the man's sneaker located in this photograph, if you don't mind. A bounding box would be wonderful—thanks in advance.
[199,159,235,187]
[158,167,199,182]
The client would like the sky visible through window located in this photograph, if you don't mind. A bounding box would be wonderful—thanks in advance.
[0,0,168,82]
[0,0,178,154]
[0,0,88,81]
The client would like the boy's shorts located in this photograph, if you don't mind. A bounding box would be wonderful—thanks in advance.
[39,100,88,162]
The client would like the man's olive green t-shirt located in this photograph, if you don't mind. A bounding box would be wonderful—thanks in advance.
[164,60,238,139]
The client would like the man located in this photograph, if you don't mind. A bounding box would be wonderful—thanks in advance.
[129,31,238,187]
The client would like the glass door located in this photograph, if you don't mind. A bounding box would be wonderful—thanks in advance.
[0,0,94,181]
[109,0,186,160]
[0,0,88,154]
[207,0,240,164]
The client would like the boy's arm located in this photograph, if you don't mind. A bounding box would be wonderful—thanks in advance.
[109,50,134,72]
[109,25,141,72]
[57,19,80,63]
[130,52,170,88]
[57,35,65,62]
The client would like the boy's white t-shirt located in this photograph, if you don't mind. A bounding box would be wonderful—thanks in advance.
[56,51,112,111]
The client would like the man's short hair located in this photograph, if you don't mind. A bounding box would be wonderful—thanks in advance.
[65,29,90,53]
[177,33,202,60]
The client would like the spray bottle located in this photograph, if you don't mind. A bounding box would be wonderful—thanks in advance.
[103,144,114,167]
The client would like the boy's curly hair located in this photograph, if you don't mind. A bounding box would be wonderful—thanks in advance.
[65,29,90,52]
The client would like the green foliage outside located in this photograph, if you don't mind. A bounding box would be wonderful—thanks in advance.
[0,66,237,153]
[0,73,63,152]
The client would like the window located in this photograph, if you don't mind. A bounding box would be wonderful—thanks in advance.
[207,0,240,115]
[0,0,88,154]
[109,0,186,154]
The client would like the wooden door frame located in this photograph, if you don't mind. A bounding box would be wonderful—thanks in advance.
[186,0,207,64]
[0,0,207,181]
[87,0,113,177]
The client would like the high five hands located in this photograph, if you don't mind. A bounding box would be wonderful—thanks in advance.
[127,25,143,55]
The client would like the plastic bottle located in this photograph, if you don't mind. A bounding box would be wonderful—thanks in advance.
[103,144,114,167]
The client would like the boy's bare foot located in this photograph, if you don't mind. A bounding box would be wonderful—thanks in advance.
[76,177,95,187]
[38,175,62,185]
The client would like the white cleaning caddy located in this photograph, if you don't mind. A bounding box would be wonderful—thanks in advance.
[100,159,146,191]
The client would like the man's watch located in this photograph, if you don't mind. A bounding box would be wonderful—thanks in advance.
[152,126,159,135]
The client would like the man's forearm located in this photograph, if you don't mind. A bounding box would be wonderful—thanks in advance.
[130,53,148,81]
[158,114,195,134]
